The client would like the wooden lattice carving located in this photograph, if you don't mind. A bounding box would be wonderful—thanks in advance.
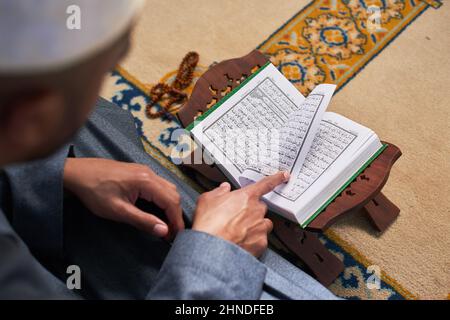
[177,50,269,127]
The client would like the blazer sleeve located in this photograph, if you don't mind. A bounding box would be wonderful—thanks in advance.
[0,209,267,300]
[148,229,267,299]
[2,144,70,258]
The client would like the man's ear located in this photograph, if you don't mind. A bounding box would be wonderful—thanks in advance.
[0,90,65,161]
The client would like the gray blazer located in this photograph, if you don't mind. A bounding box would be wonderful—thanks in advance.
[0,98,337,300]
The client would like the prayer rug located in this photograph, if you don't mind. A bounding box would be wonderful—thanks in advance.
[101,0,446,299]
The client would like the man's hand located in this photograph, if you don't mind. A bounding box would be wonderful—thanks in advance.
[192,172,290,257]
[64,158,184,239]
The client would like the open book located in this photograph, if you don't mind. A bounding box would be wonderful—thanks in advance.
[187,62,385,227]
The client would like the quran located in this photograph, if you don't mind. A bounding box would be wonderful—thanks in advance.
[186,62,385,227]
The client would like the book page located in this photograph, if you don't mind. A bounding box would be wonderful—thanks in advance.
[264,112,382,226]
[274,84,336,181]
[275,118,357,201]
[238,83,336,187]
[202,76,293,174]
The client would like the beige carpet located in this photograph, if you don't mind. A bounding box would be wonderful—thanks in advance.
[102,0,449,299]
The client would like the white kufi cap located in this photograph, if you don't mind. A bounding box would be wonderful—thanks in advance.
[0,0,144,74]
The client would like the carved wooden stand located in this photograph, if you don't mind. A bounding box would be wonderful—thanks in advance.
[176,50,401,287]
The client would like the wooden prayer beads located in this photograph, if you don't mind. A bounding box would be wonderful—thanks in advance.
[146,51,199,119]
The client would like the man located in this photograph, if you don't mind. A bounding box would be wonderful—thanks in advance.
[0,0,337,299]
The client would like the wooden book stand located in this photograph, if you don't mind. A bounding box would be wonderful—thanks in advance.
[176,50,401,286]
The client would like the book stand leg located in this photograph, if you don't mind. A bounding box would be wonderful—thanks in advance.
[363,192,400,232]
[271,216,344,287]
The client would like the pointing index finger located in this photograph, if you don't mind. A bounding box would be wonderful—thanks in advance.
[245,171,290,198]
